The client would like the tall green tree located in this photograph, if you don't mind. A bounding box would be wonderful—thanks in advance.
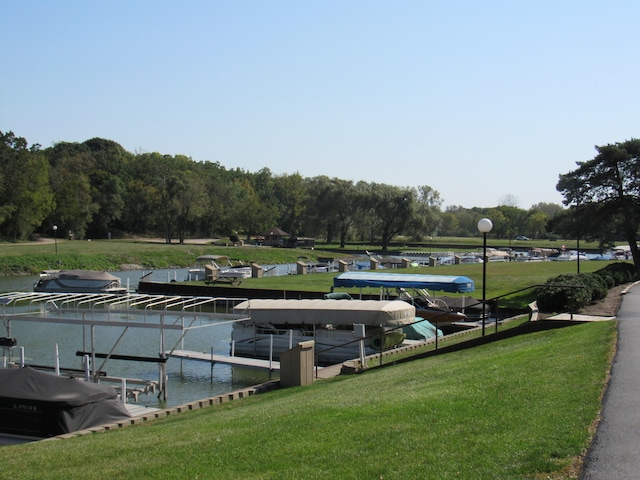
[234,178,277,240]
[272,173,306,236]
[0,132,54,239]
[406,185,443,241]
[303,177,359,247]
[556,138,640,271]
[82,138,130,238]
[367,183,416,250]
[492,205,527,239]
[48,155,97,239]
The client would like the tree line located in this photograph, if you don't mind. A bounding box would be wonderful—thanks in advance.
[1,130,565,248]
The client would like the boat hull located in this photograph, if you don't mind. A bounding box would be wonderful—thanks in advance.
[33,270,127,294]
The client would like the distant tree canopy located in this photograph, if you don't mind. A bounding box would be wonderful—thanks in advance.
[0,130,564,246]
[0,132,54,240]
[555,138,640,272]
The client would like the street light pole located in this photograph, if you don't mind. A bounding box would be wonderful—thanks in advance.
[477,218,493,336]
[53,225,58,255]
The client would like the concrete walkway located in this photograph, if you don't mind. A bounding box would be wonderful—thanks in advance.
[581,283,640,479]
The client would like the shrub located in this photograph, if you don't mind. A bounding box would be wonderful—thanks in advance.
[578,272,608,301]
[598,273,616,289]
[596,262,636,285]
[536,274,593,312]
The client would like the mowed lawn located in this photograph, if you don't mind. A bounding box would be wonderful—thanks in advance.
[1,320,615,479]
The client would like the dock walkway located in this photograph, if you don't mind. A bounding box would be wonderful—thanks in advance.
[167,349,281,371]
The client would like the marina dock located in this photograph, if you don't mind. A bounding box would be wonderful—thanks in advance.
[167,349,281,371]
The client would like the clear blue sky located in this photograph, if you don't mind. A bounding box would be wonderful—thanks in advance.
[2,1,639,209]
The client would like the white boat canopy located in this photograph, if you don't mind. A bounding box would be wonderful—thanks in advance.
[233,299,416,327]
[332,272,475,293]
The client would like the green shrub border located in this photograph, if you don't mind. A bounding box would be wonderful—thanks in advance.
[536,262,637,312]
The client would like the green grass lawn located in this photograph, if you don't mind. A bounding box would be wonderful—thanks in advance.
[1,320,615,479]
[0,239,333,276]
[237,260,611,308]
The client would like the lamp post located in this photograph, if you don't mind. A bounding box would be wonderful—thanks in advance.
[477,218,493,336]
[53,225,58,255]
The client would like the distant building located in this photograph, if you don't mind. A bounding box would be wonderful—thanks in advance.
[261,227,315,248]
[263,227,289,247]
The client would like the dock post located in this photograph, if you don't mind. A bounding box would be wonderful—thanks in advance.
[159,317,168,402]
[354,324,366,368]
[55,343,60,375]
[121,378,127,403]
[83,355,90,381]
[269,335,274,371]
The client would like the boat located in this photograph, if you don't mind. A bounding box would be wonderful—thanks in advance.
[394,287,468,325]
[549,251,589,261]
[332,271,475,294]
[231,299,441,365]
[33,270,127,294]
[331,271,479,326]
[186,255,252,282]
[0,367,130,439]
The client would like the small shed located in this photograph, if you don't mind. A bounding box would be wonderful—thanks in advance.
[263,227,289,247]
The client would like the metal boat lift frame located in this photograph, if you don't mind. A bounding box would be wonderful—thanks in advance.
[0,292,251,402]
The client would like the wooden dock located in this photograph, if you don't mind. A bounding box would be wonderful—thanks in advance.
[167,350,281,371]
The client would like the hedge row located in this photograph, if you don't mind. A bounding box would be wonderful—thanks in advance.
[536,262,637,312]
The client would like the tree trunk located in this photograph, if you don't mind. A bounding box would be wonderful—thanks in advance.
[625,229,640,273]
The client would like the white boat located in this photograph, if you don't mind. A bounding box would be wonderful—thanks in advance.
[231,299,441,365]
[549,251,589,261]
[33,270,127,294]
[186,255,252,282]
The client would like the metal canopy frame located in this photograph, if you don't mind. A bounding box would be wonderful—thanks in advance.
[0,292,251,402]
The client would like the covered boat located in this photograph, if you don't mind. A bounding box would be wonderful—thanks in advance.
[231,299,440,365]
[332,271,475,293]
[34,270,127,294]
[332,272,475,324]
[0,367,130,439]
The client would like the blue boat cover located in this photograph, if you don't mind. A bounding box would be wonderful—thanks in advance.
[333,271,475,293]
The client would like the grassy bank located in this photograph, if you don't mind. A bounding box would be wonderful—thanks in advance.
[1,320,615,479]
[0,239,332,276]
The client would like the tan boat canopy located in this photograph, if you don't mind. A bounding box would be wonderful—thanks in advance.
[233,299,416,327]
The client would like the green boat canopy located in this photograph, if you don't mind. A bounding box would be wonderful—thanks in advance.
[333,272,475,293]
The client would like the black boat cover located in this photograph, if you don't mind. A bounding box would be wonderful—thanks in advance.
[0,367,130,438]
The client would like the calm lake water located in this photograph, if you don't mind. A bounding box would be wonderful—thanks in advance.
[0,269,277,409]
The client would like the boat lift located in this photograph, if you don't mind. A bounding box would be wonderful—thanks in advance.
[0,292,251,402]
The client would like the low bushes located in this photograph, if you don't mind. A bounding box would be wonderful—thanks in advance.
[536,262,636,312]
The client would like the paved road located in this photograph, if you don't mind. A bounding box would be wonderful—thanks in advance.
[581,283,640,479]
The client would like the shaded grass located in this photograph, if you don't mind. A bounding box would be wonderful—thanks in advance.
[1,320,615,479]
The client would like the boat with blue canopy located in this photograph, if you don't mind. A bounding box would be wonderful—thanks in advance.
[332,272,475,293]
